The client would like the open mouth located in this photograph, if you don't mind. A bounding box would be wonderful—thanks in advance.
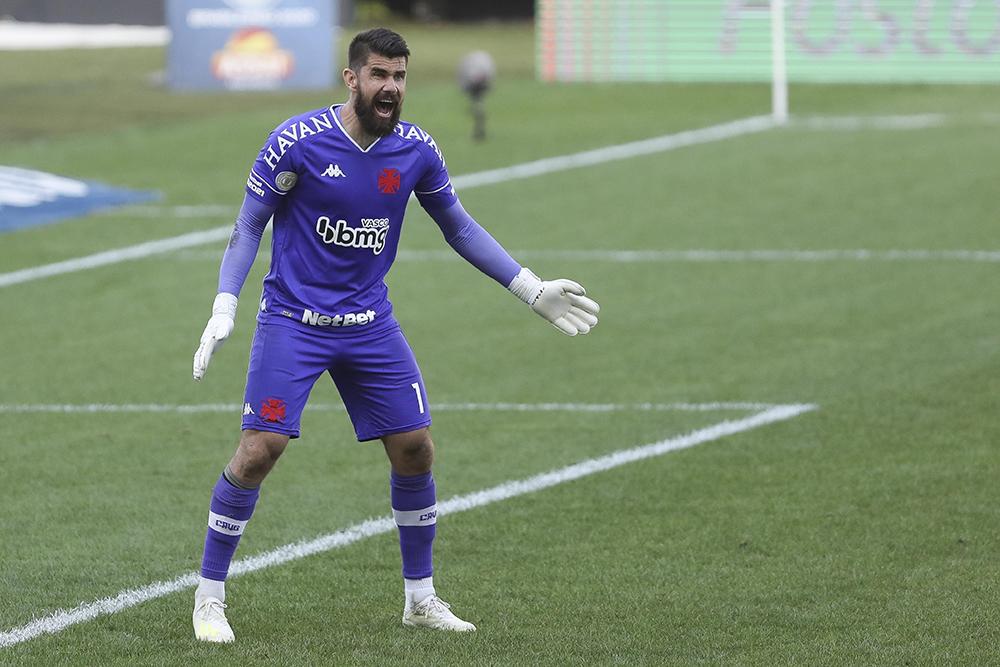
[373,97,396,118]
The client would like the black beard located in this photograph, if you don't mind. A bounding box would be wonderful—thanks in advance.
[354,91,401,138]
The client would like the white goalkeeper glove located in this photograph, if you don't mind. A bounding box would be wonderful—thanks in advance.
[193,292,238,381]
[508,267,600,336]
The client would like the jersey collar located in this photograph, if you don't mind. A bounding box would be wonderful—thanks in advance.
[331,104,382,154]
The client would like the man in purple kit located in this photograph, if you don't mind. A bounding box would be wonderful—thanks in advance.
[190,28,600,642]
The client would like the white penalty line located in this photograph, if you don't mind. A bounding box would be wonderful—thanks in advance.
[168,247,1000,264]
[0,402,815,648]
[396,248,1000,264]
[0,227,234,288]
[0,115,775,289]
[106,204,236,218]
[789,114,947,131]
[96,111,970,223]
[789,112,1000,132]
[0,401,786,415]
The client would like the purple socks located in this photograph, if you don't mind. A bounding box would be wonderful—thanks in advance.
[390,471,437,580]
[199,470,434,586]
[200,473,260,581]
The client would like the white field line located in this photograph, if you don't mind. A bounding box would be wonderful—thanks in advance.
[169,247,1000,264]
[106,204,236,218]
[0,402,816,648]
[448,115,774,189]
[0,116,775,289]
[81,111,1000,235]
[10,110,993,288]
[0,228,233,288]
[788,112,1000,131]
[389,248,1000,264]
[790,114,947,131]
[0,401,785,414]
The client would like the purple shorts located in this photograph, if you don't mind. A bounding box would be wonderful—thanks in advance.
[241,320,431,441]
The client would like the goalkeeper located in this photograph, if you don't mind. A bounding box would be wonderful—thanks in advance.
[190,27,599,643]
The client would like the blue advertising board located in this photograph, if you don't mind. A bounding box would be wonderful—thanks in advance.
[0,166,158,233]
[167,0,335,91]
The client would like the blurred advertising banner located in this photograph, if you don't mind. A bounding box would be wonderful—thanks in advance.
[167,0,335,90]
[537,0,1000,83]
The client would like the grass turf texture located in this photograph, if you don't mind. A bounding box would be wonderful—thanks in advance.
[2,20,1000,665]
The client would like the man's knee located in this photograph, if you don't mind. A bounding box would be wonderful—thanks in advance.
[229,430,289,485]
[383,428,434,475]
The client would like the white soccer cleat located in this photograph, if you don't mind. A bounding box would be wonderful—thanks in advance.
[193,596,235,643]
[403,595,477,632]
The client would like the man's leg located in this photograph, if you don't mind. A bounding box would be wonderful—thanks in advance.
[193,321,324,642]
[383,429,437,600]
[330,326,473,630]
[383,428,475,632]
[194,430,289,643]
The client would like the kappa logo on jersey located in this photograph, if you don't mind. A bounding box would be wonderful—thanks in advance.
[260,398,286,423]
[243,403,255,416]
[322,163,347,178]
[377,168,401,194]
[315,215,389,255]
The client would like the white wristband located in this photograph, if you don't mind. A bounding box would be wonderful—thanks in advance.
[212,292,239,318]
[507,267,544,305]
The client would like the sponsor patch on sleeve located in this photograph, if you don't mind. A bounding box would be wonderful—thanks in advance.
[246,172,266,198]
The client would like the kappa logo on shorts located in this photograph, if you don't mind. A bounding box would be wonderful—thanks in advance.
[260,398,286,423]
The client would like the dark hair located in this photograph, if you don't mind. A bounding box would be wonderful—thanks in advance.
[348,28,410,71]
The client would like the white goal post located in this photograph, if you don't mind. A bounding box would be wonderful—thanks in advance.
[771,0,789,123]
[537,0,1000,122]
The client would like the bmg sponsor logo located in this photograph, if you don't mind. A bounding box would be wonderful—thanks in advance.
[316,216,389,255]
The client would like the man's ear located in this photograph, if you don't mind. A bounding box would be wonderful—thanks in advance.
[342,67,358,92]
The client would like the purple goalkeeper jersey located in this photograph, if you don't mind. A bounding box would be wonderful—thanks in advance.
[244,104,458,335]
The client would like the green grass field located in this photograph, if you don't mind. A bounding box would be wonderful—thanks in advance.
[2,20,1000,665]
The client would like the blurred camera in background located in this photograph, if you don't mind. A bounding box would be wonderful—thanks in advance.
[457,50,496,141]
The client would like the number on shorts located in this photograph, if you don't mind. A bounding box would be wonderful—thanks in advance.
[411,382,425,414]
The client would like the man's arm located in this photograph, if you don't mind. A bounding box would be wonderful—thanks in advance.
[192,194,275,380]
[217,194,274,296]
[428,200,600,336]
[429,199,520,285]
